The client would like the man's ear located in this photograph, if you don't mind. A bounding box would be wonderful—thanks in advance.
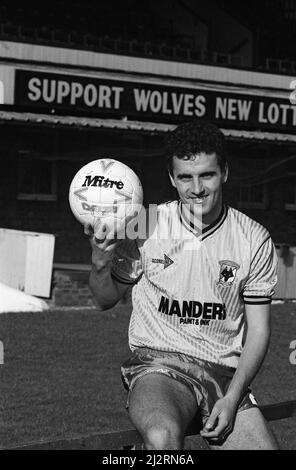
[222,164,229,184]
[169,171,176,188]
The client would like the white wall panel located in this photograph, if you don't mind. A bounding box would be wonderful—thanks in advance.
[0,65,15,104]
[25,234,55,297]
[0,229,55,298]
[0,229,26,291]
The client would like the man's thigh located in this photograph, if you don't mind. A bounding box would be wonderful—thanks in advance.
[208,407,279,450]
[128,373,198,440]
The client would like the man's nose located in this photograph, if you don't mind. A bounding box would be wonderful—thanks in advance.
[191,178,204,195]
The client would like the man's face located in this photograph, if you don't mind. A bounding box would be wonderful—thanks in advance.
[169,153,228,224]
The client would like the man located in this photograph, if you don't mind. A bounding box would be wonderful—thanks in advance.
[86,121,278,450]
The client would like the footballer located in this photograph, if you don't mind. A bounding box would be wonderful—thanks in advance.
[86,120,279,450]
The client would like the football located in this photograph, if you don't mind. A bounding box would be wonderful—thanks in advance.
[69,158,143,232]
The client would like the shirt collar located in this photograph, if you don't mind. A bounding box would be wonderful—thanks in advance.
[177,202,228,240]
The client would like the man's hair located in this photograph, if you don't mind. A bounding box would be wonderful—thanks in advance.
[166,120,227,175]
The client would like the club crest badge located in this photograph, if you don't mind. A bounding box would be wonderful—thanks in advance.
[217,260,240,287]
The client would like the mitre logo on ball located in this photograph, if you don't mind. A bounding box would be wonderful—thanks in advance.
[82,174,124,190]
[69,158,143,232]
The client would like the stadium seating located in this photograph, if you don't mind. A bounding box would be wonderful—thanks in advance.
[0,0,243,69]
[0,0,294,71]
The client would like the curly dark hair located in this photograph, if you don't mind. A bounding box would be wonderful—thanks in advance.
[166,120,227,175]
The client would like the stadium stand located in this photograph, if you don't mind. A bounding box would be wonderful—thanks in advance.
[216,0,296,71]
[0,0,295,71]
[0,0,243,68]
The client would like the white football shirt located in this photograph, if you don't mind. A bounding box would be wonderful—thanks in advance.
[111,201,278,368]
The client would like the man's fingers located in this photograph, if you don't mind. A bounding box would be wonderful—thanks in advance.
[89,221,117,254]
[84,223,94,237]
[203,407,219,431]
[85,219,118,256]
[93,223,110,241]
[84,221,110,241]
[94,220,117,239]
[94,232,106,244]
[201,421,227,438]
[200,412,229,440]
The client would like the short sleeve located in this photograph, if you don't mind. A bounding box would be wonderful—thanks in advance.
[111,238,143,285]
[242,236,278,305]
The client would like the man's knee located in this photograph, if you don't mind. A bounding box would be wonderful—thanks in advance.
[144,423,183,450]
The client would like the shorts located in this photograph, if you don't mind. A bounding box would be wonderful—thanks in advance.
[121,348,258,424]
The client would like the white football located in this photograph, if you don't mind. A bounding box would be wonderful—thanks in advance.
[69,158,143,232]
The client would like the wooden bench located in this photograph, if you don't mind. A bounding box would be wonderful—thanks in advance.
[6,400,296,450]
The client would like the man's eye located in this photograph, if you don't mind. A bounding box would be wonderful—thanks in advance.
[179,176,191,181]
[201,174,214,179]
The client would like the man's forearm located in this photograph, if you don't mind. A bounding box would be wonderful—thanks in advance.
[225,327,270,406]
[89,263,121,310]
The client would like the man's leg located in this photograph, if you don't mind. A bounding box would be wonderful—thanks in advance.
[128,373,198,450]
[207,407,279,450]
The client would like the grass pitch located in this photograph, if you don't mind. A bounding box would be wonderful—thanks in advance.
[0,303,295,449]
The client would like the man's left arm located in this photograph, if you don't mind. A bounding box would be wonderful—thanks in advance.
[201,303,271,440]
[201,303,271,441]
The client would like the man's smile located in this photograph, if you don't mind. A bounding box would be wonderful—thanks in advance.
[187,195,209,204]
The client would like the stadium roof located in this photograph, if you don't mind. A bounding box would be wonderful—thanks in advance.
[1,110,296,143]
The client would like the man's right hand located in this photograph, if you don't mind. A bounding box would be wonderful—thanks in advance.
[85,220,130,310]
[84,220,117,272]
